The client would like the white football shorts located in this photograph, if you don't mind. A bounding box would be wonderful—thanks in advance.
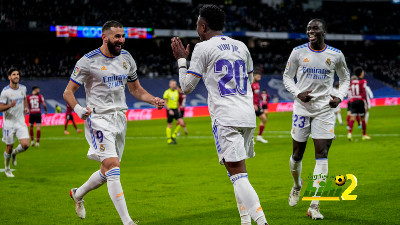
[212,120,255,165]
[291,110,335,142]
[2,125,30,145]
[85,111,127,162]
[334,106,341,113]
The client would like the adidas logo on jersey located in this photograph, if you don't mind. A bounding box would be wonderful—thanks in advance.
[303,58,309,62]
[101,66,107,71]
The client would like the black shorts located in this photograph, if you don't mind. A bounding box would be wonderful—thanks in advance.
[180,109,185,118]
[262,105,268,110]
[347,101,353,112]
[29,113,42,125]
[255,108,264,117]
[66,114,74,122]
[350,100,365,116]
[167,109,181,123]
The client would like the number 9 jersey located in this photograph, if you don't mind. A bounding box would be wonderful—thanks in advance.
[183,35,256,128]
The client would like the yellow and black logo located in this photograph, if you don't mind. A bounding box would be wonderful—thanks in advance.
[99,144,105,152]
[123,62,127,70]
[326,58,331,66]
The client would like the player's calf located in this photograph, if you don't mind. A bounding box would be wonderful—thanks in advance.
[105,167,133,225]
[230,173,268,225]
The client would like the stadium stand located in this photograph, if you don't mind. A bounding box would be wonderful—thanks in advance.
[0,0,399,87]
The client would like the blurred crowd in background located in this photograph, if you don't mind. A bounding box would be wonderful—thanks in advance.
[1,0,399,87]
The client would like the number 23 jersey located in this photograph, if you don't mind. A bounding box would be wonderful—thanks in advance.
[187,36,255,128]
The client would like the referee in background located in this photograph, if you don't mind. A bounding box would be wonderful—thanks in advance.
[163,79,184,144]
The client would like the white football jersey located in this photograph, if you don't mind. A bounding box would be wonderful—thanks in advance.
[283,43,350,117]
[0,84,27,128]
[182,35,255,127]
[70,48,138,113]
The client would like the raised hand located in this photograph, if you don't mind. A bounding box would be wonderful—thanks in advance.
[171,37,190,60]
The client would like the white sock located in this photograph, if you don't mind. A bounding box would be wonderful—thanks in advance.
[289,155,302,189]
[337,113,343,124]
[4,152,11,169]
[311,159,328,206]
[230,173,267,225]
[75,170,107,200]
[12,144,26,155]
[365,111,369,124]
[106,167,132,225]
[230,173,251,225]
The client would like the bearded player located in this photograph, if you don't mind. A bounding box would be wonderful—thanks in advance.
[347,67,371,141]
[64,21,164,225]
[27,86,48,147]
[283,19,350,220]
[172,5,269,224]
[252,74,268,143]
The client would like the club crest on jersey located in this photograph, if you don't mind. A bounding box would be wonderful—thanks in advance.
[73,67,79,74]
[326,58,331,66]
[99,144,105,152]
[123,62,127,70]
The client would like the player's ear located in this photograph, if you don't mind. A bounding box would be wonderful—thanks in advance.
[101,33,107,43]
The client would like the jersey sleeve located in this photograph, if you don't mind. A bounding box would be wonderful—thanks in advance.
[127,55,138,82]
[70,57,90,86]
[40,94,45,103]
[282,49,302,98]
[22,86,26,97]
[335,53,351,101]
[0,91,7,104]
[246,48,254,84]
[163,90,169,99]
[179,43,204,94]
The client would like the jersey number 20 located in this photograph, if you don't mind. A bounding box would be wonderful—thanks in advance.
[215,59,248,97]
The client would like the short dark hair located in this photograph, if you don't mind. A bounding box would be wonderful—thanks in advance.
[32,86,39,91]
[354,67,364,77]
[7,67,19,76]
[199,5,226,31]
[102,20,123,33]
[310,19,327,32]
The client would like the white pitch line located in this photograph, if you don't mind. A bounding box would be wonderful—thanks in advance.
[40,133,400,140]
[0,169,15,173]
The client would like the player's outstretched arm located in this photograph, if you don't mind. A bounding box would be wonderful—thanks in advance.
[63,81,92,119]
[127,80,164,109]
[0,100,16,112]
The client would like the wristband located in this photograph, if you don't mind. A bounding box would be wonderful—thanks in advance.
[178,58,187,68]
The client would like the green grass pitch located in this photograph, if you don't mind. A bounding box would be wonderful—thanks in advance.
[1,105,399,225]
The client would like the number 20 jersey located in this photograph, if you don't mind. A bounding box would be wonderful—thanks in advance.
[187,36,255,128]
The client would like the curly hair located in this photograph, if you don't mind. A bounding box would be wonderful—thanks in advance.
[199,5,226,31]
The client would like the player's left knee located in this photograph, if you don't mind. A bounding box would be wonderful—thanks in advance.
[21,143,30,150]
